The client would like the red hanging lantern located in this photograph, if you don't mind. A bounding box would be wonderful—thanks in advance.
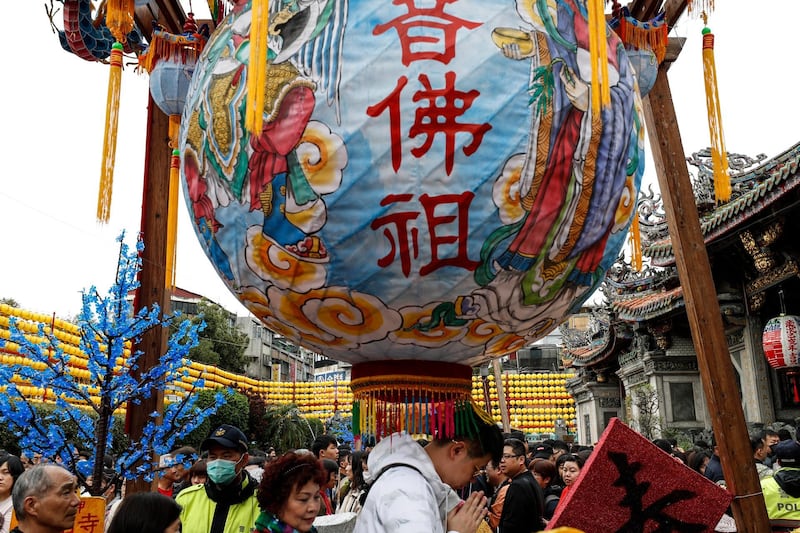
[763,314,800,369]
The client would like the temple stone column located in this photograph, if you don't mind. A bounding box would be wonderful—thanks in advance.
[739,315,776,423]
[567,374,623,445]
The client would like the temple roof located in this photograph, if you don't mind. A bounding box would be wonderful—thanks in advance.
[642,143,800,266]
[610,286,684,322]
[590,142,800,325]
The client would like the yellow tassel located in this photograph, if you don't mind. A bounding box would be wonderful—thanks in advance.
[701,24,731,203]
[98,42,124,223]
[587,0,611,115]
[106,0,135,43]
[165,116,182,289]
[688,0,715,16]
[630,213,642,271]
[245,0,270,135]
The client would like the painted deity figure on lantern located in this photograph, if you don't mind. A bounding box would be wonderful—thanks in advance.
[179,0,644,404]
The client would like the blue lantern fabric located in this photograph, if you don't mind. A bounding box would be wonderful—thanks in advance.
[179,0,645,366]
[150,59,195,117]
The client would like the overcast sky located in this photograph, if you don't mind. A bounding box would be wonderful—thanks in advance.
[2,1,797,320]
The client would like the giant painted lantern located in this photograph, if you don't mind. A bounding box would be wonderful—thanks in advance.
[180,0,645,439]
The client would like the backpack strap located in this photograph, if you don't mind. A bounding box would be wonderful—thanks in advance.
[359,462,423,506]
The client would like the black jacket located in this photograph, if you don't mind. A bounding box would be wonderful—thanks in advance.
[498,470,544,533]
[704,454,724,483]
[542,484,563,519]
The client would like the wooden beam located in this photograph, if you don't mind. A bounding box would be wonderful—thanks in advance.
[663,37,685,66]
[629,0,664,22]
[492,359,510,433]
[134,0,186,41]
[627,0,688,32]
[642,69,770,532]
[125,95,171,494]
[663,0,689,29]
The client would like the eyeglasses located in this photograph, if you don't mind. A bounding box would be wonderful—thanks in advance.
[501,454,521,460]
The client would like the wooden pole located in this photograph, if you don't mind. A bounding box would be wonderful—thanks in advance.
[125,95,171,494]
[492,358,510,432]
[642,69,770,531]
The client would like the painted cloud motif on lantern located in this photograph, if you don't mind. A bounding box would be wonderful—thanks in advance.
[179,0,645,366]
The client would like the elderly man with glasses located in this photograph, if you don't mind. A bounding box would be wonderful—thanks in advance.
[497,438,544,533]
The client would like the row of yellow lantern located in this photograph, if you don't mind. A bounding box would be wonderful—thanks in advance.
[487,405,574,414]
[4,306,579,425]
[0,304,82,335]
[0,308,133,357]
[480,372,574,381]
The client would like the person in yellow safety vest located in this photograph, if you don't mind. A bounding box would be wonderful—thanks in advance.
[176,425,261,533]
[761,439,800,520]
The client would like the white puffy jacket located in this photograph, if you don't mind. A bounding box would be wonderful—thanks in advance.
[353,432,461,533]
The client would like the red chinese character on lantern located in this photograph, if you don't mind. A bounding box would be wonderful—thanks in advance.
[373,0,482,66]
[370,194,420,277]
[367,72,491,174]
[419,191,479,275]
[370,191,478,277]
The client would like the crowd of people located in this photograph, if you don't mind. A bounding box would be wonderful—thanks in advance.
[0,425,374,533]
[2,423,800,532]
[454,429,591,532]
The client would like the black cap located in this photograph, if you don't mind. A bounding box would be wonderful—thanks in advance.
[201,424,248,453]
[774,440,800,466]
[532,444,553,459]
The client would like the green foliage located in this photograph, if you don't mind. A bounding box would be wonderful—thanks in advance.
[258,403,316,454]
[306,417,324,440]
[625,384,663,440]
[241,389,270,449]
[0,298,20,307]
[182,299,249,373]
[182,389,250,448]
[660,427,694,453]
[0,426,21,456]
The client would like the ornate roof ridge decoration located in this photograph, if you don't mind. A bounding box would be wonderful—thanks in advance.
[601,253,679,296]
[610,285,684,322]
[560,308,611,351]
[560,308,632,368]
[641,144,800,266]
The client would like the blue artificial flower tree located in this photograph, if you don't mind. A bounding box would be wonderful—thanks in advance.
[0,232,227,494]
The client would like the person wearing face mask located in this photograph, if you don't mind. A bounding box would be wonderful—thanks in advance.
[176,424,261,533]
